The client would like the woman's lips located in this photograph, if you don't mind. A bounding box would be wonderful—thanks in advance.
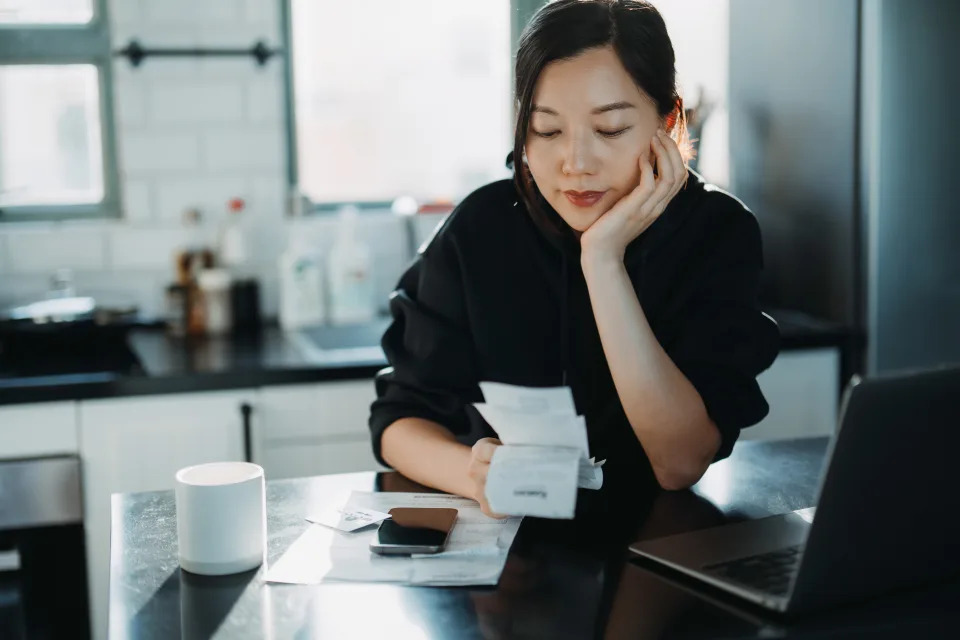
[563,190,606,207]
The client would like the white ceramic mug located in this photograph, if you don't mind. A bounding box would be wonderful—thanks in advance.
[175,461,266,576]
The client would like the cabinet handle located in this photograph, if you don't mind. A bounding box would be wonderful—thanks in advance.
[240,402,253,463]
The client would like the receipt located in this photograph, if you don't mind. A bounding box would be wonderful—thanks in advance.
[485,446,581,518]
[478,381,577,415]
[475,382,604,519]
[472,404,589,456]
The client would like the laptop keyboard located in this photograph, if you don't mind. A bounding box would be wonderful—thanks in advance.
[702,544,804,596]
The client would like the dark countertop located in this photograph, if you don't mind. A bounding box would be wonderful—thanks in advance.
[110,437,959,639]
[0,309,854,406]
[0,321,391,406]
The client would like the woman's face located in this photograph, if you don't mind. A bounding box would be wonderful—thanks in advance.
[524,45,663,233]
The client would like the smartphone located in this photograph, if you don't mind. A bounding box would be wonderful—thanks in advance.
[369,507,458,556]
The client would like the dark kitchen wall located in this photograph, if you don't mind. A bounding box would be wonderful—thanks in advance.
[728,0,860,327]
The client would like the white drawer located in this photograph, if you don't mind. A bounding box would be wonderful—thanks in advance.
[259,380,378,440]
[0,401,79,458]
[260,437,385,480]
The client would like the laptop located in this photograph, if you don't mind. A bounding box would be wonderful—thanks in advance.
[629,365,960,615]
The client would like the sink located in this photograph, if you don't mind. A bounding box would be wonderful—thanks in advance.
[288,318,391,363]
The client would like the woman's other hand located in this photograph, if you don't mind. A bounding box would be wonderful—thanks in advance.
[469,437,507,519]
[580,128,687,264]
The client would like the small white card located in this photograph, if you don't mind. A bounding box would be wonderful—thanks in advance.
[306,507,391,532]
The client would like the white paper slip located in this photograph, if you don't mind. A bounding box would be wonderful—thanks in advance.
[578,457,604,491]
[473,404,590,456]
[265,491,523,586]
[485,446,581,519]
[306,507,391,532]
[479,381,577,415]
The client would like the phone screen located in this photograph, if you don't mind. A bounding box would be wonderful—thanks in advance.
[372,507,458,554]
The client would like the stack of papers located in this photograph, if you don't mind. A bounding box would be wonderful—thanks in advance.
[474,382,604,519]
[264,491,523,586]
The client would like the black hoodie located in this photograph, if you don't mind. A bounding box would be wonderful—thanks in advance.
[368,169,780,491]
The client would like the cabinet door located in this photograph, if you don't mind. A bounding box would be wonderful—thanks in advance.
[79,390,254,640]
[262,440,382,479]
[257,380,386,480]
[0,401,78,459]
[744,348,840,441]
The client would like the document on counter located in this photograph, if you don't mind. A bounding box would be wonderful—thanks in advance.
[264,492,523,586]
[474,381,605,519]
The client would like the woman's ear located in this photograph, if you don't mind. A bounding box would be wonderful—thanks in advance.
[663,98,683,135]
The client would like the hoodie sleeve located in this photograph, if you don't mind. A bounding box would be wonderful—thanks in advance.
[666,201,781,463]
[368,218,481,468]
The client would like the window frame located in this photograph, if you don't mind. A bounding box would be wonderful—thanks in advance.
[281,0,545,216]
[0,0,120,223]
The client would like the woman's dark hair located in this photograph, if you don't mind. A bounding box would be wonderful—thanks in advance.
[510,0,692,236]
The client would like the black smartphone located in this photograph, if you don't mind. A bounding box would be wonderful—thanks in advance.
[369,507,458,556]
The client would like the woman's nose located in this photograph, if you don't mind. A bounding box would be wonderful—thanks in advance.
[561,132,598,176]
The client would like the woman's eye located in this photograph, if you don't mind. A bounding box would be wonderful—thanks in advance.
[531,127,631,139]
[599,127,631,138]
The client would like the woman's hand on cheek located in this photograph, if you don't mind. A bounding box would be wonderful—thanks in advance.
[579,129,687,265]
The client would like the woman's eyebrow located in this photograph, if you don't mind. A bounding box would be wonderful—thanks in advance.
[532,101,636,115]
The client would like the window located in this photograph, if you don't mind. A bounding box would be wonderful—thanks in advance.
[285,0,727,208]
[655,0,730,187]
[0,0,117,222]
[287,0,514,209]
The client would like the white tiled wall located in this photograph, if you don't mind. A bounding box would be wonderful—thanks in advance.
[0,0,416,319]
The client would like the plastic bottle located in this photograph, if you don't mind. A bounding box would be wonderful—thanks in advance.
[219,198,248,273]
[326,205,375,325]
[278,213,325,330]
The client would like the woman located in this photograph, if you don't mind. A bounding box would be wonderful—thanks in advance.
[369,0,779,517]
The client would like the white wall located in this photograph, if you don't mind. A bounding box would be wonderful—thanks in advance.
[0,0,412,320]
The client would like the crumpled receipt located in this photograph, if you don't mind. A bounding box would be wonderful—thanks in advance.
[474,381,604,519]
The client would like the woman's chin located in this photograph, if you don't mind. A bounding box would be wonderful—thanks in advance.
[557,207,602,233]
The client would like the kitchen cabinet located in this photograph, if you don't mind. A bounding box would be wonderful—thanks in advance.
[256,380,386,480]
[0,401,78,459]
[744,347,841,441]
[78,389,254,640]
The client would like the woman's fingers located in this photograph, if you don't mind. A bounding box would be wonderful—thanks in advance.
[661,129,686,189]
[473,437,502,464]
[646,134,675,215]
[632,152,657,207]
[469,438,508,518]
[474,438,500,463]
[653,132,675,187]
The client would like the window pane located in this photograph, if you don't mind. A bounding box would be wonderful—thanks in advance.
[291,0,512,204]
[0,65,104,207]
[0,0,93,24]
[652,0,730,186]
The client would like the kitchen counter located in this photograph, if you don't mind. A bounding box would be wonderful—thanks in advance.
[109,436,959,639]
[0,309,855,406]
[0,321,390,406]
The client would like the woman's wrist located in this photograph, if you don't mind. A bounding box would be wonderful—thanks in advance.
[581,248,625,279]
